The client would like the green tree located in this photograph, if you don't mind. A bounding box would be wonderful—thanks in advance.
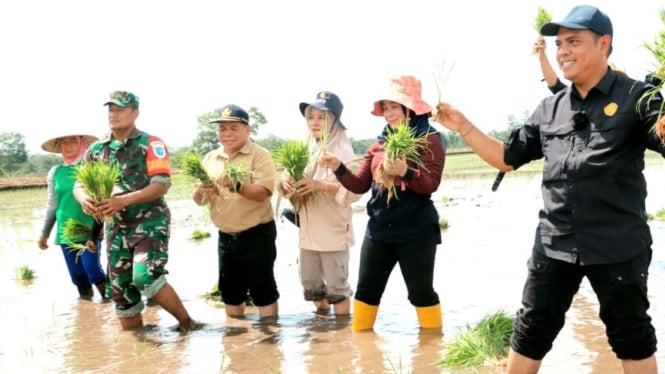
[255,134,286,152]
[248,107,267,132]
[0,132,29,176]
[435,110,531,150]
[17,154,61,175]
[489,110,529,141]
[441,131,467,150]
[350,138,374,155]
[191,106,267,155]
[168,145,195,172]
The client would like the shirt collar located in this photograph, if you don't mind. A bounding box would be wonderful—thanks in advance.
[594,67,617,95]
[98,127,141,144]
[215,140,251,160]
[572,67,616,99]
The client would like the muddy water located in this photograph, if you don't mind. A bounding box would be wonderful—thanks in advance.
[2,168,665,373]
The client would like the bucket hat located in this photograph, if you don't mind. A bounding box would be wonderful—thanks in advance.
[371,75,432,116]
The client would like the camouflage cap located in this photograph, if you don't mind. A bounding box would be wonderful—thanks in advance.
[104,91,140,108]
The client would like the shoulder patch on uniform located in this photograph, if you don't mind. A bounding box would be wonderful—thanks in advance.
[146,136,170,176]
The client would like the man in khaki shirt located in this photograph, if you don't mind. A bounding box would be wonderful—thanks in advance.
[192,104,279,320]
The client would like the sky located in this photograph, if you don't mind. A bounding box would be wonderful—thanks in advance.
[1,0,663,154]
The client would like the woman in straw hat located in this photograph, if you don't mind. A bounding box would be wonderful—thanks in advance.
[319,75,446,331]
[38,133,108,300]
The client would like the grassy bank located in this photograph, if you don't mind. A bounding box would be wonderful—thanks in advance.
[443,149,664,179]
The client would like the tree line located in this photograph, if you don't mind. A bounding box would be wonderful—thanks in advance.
[0,107,528,177]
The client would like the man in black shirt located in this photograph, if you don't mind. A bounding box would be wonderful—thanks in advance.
[435,5,661,374]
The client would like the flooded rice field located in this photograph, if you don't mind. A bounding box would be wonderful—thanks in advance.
[2,167,665,373]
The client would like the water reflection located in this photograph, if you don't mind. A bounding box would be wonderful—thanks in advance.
[2,171,665,372]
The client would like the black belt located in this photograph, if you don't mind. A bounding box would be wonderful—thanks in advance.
[220,220,273,240]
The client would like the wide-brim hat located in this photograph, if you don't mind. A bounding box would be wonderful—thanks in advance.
[41,134,98,154]
[371,75,432,117]
[299,91,346,129]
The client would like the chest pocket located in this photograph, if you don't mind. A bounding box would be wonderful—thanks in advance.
[540,118,577,181]
[539,94,579,181]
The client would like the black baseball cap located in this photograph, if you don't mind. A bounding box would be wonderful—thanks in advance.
[541,5,612,37]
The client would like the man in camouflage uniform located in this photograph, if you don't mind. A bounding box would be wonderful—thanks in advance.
[74,91,198,331]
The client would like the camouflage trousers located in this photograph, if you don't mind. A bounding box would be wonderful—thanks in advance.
[107,219,170,317]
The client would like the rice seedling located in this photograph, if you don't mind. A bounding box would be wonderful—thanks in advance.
[190,229,211,240]
[385,354,408,373]
[375,122,430,203]
[203,282,221,301]
[433,60,456,103]
[639,8,665,141]
[436,310,514,370]
[220,352,228,372]
[203,283,254,306]
[272,140,310,181]
[131,341,158,358]
[225,162,251,193]
[318,111,331,158]
[16,265,36,281]
[438,216,449,230]
[180,152,219,192]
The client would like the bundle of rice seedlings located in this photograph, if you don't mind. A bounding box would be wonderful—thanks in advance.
[273,140,310,181]
[273,140,313,213]
[62,218,94,260]
[375,122,430,203]
[639,8,665,141]
[533,7,552,32]
[63,218,92,243]
[180,152,218,192]
[225,162,251,193]
[436,310,514,370]
[76,160,120,203]
[74,159,117,255]
[532,7,553,55]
